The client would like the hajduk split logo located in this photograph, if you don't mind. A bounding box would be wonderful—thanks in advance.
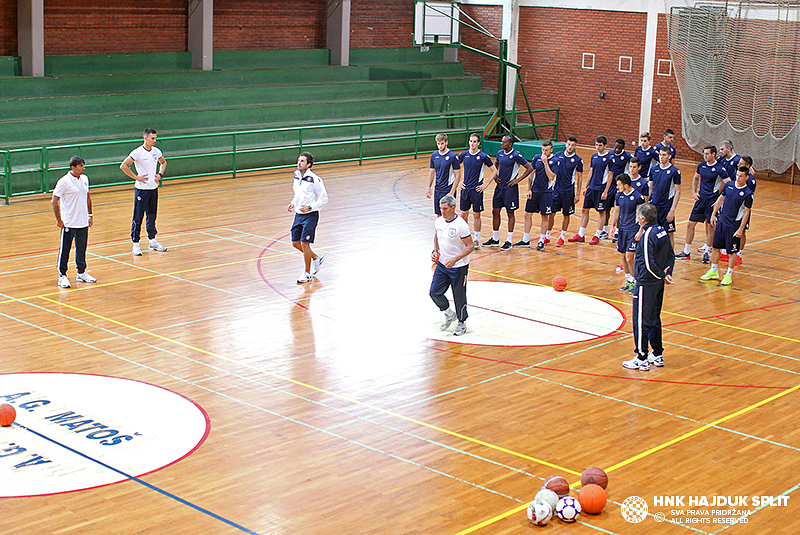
[0,373,209,497]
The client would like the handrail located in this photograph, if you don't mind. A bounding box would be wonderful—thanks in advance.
[1,109,559,204]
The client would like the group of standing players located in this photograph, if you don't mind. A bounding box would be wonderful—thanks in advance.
[428,129,756,368]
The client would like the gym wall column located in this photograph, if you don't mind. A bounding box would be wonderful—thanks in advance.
[18,0,44,77]
[189,0,213,71]
[327,0,351,66]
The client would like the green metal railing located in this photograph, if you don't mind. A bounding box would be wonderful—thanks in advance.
[2,109,559,204]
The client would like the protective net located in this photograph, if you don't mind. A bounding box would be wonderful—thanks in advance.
[666,1,800,172]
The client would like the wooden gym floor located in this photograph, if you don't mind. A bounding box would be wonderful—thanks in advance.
[1,148,799,534]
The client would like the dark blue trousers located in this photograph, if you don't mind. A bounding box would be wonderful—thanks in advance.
[131,188,159,242]
[632,281,665,358]
[430,263,469,322]
[58,226,88,276]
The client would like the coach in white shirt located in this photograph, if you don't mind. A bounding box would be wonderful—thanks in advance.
[52,156,96,288]
[288,152,328,284]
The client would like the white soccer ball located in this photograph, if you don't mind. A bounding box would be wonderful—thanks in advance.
[526,499,553,526]
[534,489,559,511]
[555,496,581,522]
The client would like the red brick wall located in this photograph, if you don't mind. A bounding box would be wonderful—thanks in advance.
[44,0,186,55]
[458,4,502,92]
[214,0,326,51]
[0,0,17,56]
[350,0,414,48]
[651,14,691,159]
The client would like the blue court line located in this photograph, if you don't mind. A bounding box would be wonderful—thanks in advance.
[14,422,263,535]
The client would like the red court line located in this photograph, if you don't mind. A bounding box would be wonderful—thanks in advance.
[465,302,616,339]
[663,299,800,328]
[427,344,789,390]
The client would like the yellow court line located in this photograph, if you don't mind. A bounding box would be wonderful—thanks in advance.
[0,250,295,306]
[471,268,800,345]
[36,297,580,477]
[457,382,800,534]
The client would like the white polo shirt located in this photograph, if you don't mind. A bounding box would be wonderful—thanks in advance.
[435,214,471,268]
[129,145,163,190]
[53,171,90,228]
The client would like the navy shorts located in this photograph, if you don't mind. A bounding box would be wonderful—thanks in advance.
[459,188,484,212]
[689,196,717,223]
[583,189,607,212]
[433,188,451,215]
[525,190,553,215]
[616,228,638,254]
[605,186,618,210]
[291,211,320,243]
[551,189,575,216]
[712,220,742,254]
[492,185,519,211]
[653,202,676,233]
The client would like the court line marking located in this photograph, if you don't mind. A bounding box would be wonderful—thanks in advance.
[33,296,581,477]
[11,422,263,535]
[471,269,800,345]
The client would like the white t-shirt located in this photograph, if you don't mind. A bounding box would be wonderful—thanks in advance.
[129,145,163,190]
[53,171,90,228]
[435,214,471,268]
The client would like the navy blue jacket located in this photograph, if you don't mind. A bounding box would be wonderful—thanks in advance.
[634,223,675,285]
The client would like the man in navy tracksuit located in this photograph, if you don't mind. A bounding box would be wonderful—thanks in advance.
[623,203,675,371]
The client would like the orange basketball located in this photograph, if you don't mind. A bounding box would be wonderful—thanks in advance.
[0,403,16,427]
[552,276,567,292]
[578,484,607,514]
[581,466,608,489]
[542,475,570,498]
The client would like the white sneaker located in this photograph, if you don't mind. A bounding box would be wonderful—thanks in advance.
[647,353,665,367]
[622,357,650,371]
[440,309,457,330]
[76,272,97,283]
[297,272,312,284]
[312,254,324,275]
[149,239,167,252]
[58,275,71,288]
[132,243,142,256]
[453,321,467,336]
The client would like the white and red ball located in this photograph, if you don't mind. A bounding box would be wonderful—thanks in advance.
[526,499,553,526]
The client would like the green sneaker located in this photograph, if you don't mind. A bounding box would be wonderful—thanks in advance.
[700,269,720,281]
[721,274,733,286]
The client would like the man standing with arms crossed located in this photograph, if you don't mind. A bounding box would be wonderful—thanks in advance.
[482,135,534,251]
[121,128,168,256]
[570,136,612,245]
[516,140,556,250]
[549,136,583,247]
[623,203,675,371]
[457,133,496,249]
[431,195,474,336]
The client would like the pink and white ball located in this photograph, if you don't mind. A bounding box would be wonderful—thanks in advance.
[526,499,553,526]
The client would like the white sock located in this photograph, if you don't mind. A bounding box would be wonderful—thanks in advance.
[683,244,691,254]
[626,273,634,282]
[523,232,530,242]
[726,268,734,276]
[545,230,551,239]
[507,232,514,243]
[711,263,718,271]
[737,251,742,258]
[492,230,499,241]
[474,231,480,241]
[603,225,609,233]
[721,249,727,255]
[560,230,567,239]
[539,234,546,243]
[578,227,586,237]
[594,229,603,237]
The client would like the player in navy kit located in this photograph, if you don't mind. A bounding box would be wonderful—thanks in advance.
[612,174,646,293]
[647,145,682,248]
[482,135,533,251]
[457,133,496,249]
[622,203,675,371]
[700,167,754,286]
[675,145,729,262]
[607,139,632,242]
[548,136,583,247]
[516,140,556,250]
[735,155,757,265]
[628,158,650,198]
[653,129,676,164]
[717,140,742,180]
[634,132,657,179]
[570,136,612,245]
[426,133,462,216]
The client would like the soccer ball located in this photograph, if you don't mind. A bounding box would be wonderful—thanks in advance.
[526,499,552,526]
[555,496,581,522]
[534,489,559,511]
